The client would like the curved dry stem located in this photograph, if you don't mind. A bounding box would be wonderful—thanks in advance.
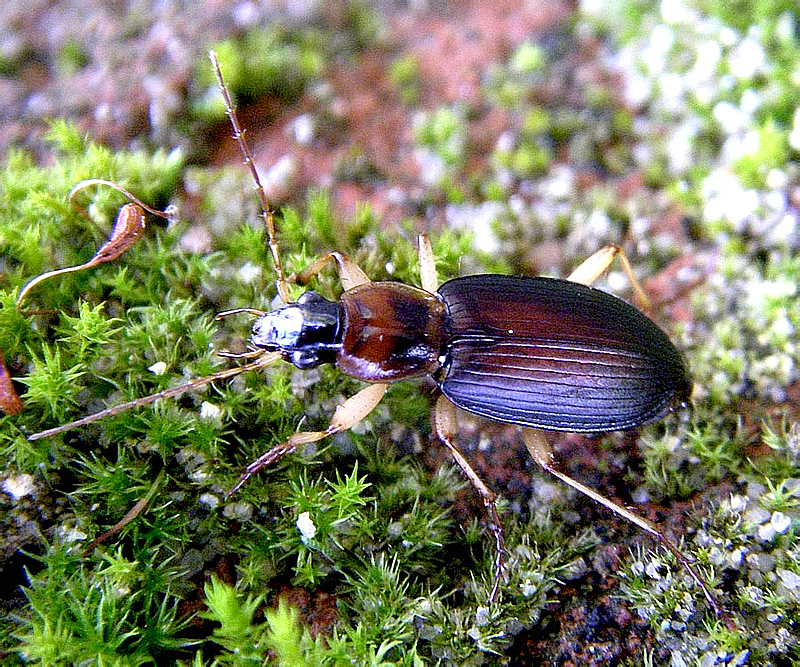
[68,179,172,221]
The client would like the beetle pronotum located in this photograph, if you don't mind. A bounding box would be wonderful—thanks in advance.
[27,50,731,625]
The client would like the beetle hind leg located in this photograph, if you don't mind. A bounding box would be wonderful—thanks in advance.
[521,427,733,627]
[289,251,370,292]
[432,395,505,603]
[417,234,439,293]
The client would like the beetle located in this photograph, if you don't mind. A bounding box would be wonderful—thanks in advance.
[26,51,730,625]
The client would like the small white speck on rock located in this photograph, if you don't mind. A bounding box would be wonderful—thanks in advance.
[645,560,667,580]
[200,401,222,421]
[744,505,770,525]
[757,522,777,542]
[297,511,317,543]
[777,568,800,590]
[292,113,316,145]
[238,262,262,284]
[729,546,746,567]
[199,493,220,509]
[148,361,167,376]
[2,473,35,500]
[670,643,687,667]
[258,155,298,201]
[726,494,748,513]
[562,557,588,581]
[771,511,792,534]
[631,485,650,504]
[178,224,213,254]
[58,524,88,543]
[223,501,253,521]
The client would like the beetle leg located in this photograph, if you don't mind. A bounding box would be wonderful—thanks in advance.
[417,234,439,293]
[289,251,371,291]
[228,382,387,496]
[433,395,505,603]
[521,427,733,627]
[423,234,502,601]
[567,244,651,312]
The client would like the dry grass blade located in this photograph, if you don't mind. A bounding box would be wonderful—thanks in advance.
[16,204,146,307]
[82,469,166,556]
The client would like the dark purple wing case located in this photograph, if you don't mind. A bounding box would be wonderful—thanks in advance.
[437,275,691,432]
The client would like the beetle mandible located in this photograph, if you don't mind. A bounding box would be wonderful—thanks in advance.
[28,50,730,624]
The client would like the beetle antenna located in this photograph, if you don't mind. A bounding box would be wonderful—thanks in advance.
[209,50,291,305]
[27,351,281,441]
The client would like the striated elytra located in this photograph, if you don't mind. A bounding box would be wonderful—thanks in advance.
[437,274,692,432]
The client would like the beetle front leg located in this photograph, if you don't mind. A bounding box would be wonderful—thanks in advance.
[432,395,505,603]
[289,251,370,291]
[567,244,651,312]
[228,382,387,496]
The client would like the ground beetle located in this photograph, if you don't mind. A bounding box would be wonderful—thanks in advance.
[27,51,730,625]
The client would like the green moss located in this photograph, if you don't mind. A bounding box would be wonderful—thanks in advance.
[733,118,790,189]
[0,123,182,290]
[16,543,195,663]
[56,38,90,76]
[492,139,553,180]
[389,55,422,105]
[414,105,468,170]
[18,345,86,423]
[697,0,799,36]
[192,27,326,122]
[510,42,545,75]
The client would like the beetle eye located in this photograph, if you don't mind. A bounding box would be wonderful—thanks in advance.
[291,350,320,369]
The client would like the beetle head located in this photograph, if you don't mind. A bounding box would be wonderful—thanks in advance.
[250,291,343,369]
